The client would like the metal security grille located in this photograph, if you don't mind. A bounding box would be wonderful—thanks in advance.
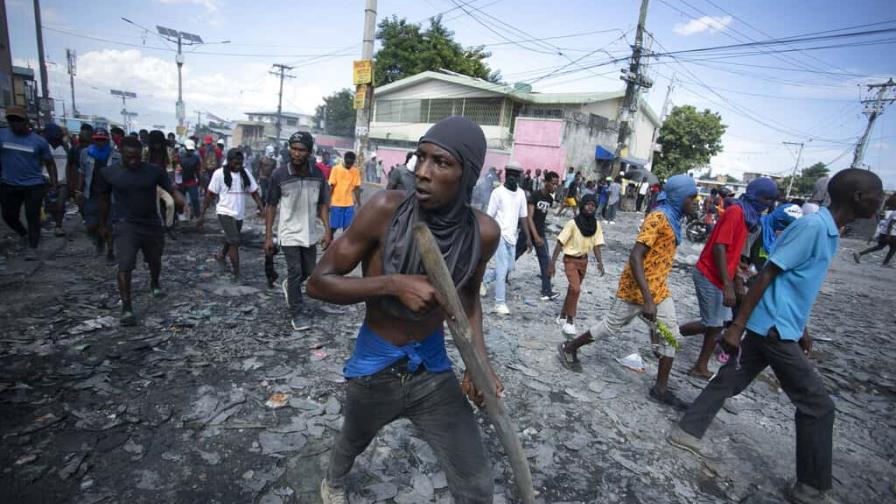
[375,97,504,126]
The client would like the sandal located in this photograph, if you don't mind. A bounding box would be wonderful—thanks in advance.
[557,343,582,372]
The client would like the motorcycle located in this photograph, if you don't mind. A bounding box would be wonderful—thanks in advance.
[685,210,709,243]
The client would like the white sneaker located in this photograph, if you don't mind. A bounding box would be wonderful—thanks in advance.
[320,479,348,504]
[495,303,510,315]
[562,322,577,335]
[480,283,487,297]
[609,221,615,225]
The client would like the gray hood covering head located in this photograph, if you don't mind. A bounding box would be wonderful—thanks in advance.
[381,116,486,320]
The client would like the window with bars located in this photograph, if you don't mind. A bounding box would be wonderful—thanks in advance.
[375,97,505,126]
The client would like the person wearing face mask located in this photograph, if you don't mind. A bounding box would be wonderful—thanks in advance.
[678,177,779,380]
[482,161,531,315]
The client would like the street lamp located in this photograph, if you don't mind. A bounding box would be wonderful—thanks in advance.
[110,89,137,133]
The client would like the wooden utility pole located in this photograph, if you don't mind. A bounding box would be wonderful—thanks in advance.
[613,0,652,176]
[353,0,377,161]
[270,63,295,145]
[33,0,51,124]
[851,78,895,169]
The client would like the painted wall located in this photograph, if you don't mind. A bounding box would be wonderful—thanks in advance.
[510,118,565,177]
[375,146,511,180]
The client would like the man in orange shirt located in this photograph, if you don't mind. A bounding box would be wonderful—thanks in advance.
[328,151,361,235]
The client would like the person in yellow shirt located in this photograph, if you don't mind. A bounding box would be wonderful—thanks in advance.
[548,193,605,337]
[558,174,699,411]
[328,151,361,234]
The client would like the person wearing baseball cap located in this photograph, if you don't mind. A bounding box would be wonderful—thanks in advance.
[1,106,58,260]
[264,131,331,329]
[176,138,201,219]
[77,126,120,261]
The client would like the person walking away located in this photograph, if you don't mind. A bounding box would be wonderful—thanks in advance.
[307,116,502,503]
[265,132,332,329]
[78,127,118,261]
[316,150,333,181]
[0,106,57,260]
[668,169,883,504]
[197,149,263,283]
[548,193,605,335]
[257,145,277,204]
[483,161,531,315]
[559,175,699,410]
[95,137,185,325]
[386,152,416,192]
[853,197,896,266]
[528,171,560,301]
[199,135,221,194]
[146,131,177,235]
[522,169,533,192]
[328,151,361,235]
[532,168,544,193]
[557,173,580,217]
[176,139,201,219]
[42,123,69,237]
[678,178,778,379]
[470,165,497,211]
[375,159,384,184]
[363,153,377,183]
[636,177,648,212]
[604,176,622,224]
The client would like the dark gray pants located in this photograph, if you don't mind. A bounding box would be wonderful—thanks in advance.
[679,329,834,491]
[282,245,316,314]
[534,241,552,296]
[327,369,493,503]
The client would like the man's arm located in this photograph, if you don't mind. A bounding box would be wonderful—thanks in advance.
[518,217,531,252]
[263,204,277,253]
[307,191,440,311]
[721,263,782,350]
[629,242,655,319]
[713,243,736,307]
[44,159,58,187]
[547,235,563,278]
[459,215,503,403]
[318,202,332,249]
[196,189,216,231]
[526,203,542,245]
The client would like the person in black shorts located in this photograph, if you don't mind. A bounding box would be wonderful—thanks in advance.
[97,136,185,326]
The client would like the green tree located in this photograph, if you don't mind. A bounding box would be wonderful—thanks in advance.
[653,105,727,180]
[779,161,829,196]
[314,88,356,138]
[374,15,501,87]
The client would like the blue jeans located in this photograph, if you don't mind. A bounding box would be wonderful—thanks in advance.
[484,237,515,304]
[180,185,199,217]
[605,201,618,220]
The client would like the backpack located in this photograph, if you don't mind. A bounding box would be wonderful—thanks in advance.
[202,145,218,171]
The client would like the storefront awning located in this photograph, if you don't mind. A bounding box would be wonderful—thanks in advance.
[595,145,615,161]
[620,156,647,168]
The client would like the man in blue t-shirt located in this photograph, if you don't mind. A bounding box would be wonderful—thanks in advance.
[0,106,57,260]
[668,168,884,504]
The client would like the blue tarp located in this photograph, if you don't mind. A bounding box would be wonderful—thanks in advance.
[595,145,614,160]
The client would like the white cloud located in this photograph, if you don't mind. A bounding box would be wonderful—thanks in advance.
[155,0,221,12]
[673,16,732,36]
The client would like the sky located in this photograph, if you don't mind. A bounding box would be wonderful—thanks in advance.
[6,0,896,188]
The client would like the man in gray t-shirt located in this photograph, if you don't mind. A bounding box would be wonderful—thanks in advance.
[265,132,332,330]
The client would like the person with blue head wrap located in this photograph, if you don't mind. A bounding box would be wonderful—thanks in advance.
[680,176,779,380]
[655,174,699,245]
[559,173,698,410]
[760,203,803,256]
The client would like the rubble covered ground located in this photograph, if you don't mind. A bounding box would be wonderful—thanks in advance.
[1,196,894,503]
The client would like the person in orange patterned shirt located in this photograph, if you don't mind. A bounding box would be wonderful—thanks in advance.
[558,174,699,410]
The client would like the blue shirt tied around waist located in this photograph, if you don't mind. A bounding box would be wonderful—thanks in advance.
[343,323,453,378]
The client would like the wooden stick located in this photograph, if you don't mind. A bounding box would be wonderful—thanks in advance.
[413,223,536,504]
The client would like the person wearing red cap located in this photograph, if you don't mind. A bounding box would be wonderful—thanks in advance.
[0,106,58,260]
[77,127,119,261]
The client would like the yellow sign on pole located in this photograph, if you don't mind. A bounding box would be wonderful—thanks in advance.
[353,84,368,110]
[353,60,373,85]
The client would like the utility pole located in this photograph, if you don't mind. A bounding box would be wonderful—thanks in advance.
[851,78,895,169]
[110,89,137,133]
[646,73,674,169]
[33,0,51,124]
[66,49,77,116]
[783,141,805,199]
[613,0,653,176]
[353,0,377,160]
[270,64,295,145]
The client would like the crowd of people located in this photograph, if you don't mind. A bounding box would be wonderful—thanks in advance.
[1,107,893,504]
